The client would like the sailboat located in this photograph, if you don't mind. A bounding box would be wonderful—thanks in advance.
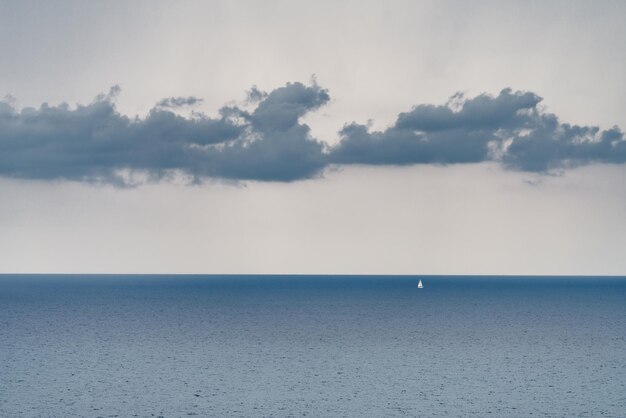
[418,279,423,289]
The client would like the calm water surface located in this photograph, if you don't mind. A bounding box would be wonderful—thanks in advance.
[1,275,625,417]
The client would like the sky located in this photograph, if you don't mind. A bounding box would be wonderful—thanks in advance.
[1,0,625,274]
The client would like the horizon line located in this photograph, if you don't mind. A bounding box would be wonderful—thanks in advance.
[1,273,625,278]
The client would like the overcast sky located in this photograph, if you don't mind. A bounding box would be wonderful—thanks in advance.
[1,0,625,275]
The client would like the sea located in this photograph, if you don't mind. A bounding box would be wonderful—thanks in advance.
[1,275,625,417]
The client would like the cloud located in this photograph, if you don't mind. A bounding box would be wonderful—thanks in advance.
[330,88,626,173]
[0,81,329,184]
[155,96,204,108]
[0,93,243,185]
[193,82,330,182]
[246,86,267,103]
[0,83,624,185]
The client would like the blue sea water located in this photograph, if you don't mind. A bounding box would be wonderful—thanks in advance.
[1,275,625,417]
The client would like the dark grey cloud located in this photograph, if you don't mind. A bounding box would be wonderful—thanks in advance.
[0,93,242,185]
[0,83,624,185]
[197,81,330,181]
[155,96,204,109]
[246,86,267,103]
[0,81,328,184]
[330,88,626,173]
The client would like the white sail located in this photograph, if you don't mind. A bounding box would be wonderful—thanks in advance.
[418,280,423,289]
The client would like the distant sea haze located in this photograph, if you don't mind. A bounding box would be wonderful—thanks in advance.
[1,275,625,417]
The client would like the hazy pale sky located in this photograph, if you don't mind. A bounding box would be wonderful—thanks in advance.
[1,0,625,274]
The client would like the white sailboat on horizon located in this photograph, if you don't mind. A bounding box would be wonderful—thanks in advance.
[418,279,423,289]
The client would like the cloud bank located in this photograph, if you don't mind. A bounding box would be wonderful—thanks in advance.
[1,82,624,185]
